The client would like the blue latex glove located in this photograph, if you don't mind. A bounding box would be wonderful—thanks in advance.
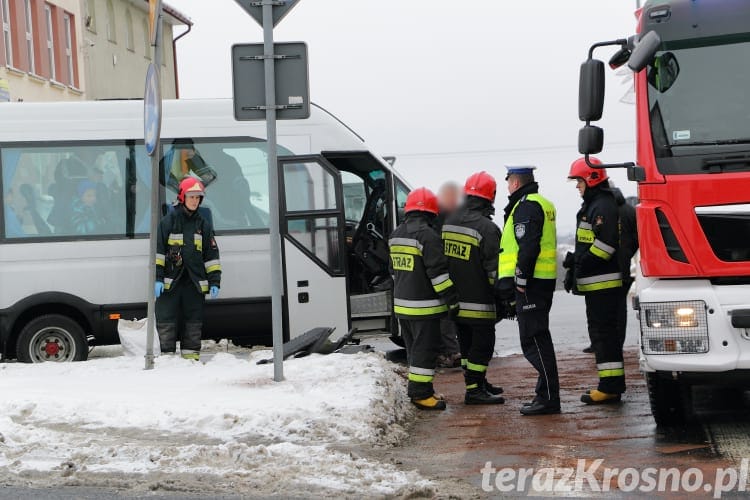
[154,281,164,299]
[210,286,220,299]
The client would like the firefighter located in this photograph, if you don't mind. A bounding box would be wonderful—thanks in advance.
[155,177,222,361]
[567,158,626,404]
[390,187,459,411]
[443,172,505,405]
[497,166,561,415]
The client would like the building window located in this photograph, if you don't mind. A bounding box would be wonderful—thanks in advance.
[105,0,115,42]
[161,23,167,65]
[24,0,34,74]
[44,3,55,80]
[85,0,95,33]
[124,9,133,51]
[63,13,75,86]
[142,19,150,59]
[1,0,12,66]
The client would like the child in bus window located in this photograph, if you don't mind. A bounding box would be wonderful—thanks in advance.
[72,180,106,235]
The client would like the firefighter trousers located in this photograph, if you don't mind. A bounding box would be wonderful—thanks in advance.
[399,318,441,400]
[516,284,560,402]
[585,289,626,394]
[156,277,205,355]
[457,322,496,389]
[439,317,460,355]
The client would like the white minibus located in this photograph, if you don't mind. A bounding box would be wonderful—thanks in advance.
[0,99,411,362]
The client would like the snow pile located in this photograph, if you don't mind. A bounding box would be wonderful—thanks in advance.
[0,351,432,496]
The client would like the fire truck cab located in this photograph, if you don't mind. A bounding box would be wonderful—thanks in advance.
[577,0,750,425]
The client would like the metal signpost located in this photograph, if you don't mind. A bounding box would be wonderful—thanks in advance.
[144,0,164,370]
[234,0,307,382]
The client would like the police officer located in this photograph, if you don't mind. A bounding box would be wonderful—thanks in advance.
[497,166,561,415]
[155,177,221,361]
[390,188,459,411]
[567,158,625,404]
[443,172,505,405]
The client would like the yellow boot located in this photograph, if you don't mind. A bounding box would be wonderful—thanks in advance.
[412,395,447,411]
[581,389,621,405]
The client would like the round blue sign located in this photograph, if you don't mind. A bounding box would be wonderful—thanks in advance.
[144,63,162,157]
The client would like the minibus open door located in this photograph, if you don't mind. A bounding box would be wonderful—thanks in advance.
[277,156,350,340]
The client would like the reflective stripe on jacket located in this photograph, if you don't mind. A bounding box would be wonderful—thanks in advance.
[573,187,622,293]
[390,213,457,320]
[442,196,499,324]
[156,206,221,294]
[499,192,557,283]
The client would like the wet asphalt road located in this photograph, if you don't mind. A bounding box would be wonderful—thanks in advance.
[5,292,750,498]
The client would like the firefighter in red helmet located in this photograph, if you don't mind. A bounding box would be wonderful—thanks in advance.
[442,172,505,405]
[154,177,222,361]
[565,157,626,404]
[389,187,459,410]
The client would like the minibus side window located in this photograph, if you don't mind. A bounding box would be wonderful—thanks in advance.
[283,161,341,272]
[1,142,150,239]
[161,138,294,233]
[341,171,366,223]
[394,178,410,225]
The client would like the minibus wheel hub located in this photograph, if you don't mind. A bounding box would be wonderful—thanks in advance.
[44,340,60,357]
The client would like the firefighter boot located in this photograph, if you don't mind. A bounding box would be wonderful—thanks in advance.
[412,396,447,411]
[581,389,622,405]
[465,387,505,405]
[462,365,504,395]
[181,322,202,362]
[482,379,504,395]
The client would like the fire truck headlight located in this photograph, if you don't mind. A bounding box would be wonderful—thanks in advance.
[641,301,709,354]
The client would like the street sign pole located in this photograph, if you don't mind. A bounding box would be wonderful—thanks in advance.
[234,0,304,382]
[262,1,285,382]
[144,0,163,371]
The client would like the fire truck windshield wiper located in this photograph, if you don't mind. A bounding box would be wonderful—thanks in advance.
[673,138,750,147]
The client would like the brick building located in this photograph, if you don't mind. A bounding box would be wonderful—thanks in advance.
[0,0,191,102]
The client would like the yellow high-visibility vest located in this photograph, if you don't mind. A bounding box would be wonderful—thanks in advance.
[499,193,557,280]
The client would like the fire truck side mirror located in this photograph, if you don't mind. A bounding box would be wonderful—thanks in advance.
[578,125,604,155]
[628,31,661,73]
[579,59,605,122]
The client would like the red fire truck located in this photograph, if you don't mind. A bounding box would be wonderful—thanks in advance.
[578,0,750,425]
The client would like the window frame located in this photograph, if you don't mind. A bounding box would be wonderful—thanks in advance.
[142,18,150,59]
[84,0,95,33]
[63,12,74,86]
[278,154,346,277]
[105,0,115,43]
[0,139,152,243]
[1,0,12,67]
[23,0,34,74]
[44,3,55,81]
[124,8,133,52]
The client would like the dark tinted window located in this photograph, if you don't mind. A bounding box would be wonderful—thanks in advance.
[648,35,750,173]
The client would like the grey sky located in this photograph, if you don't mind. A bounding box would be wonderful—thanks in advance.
[174,0,642,232]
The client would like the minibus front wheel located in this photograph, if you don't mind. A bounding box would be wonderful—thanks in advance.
[16,315,89,363]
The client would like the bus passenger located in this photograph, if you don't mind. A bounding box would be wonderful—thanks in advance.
[72,181,105,235]
[154,177,222,361]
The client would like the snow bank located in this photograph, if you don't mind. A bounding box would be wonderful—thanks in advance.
[0,351,432,497]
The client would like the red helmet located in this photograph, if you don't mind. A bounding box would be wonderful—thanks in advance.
[404,187,439,215]
[464,171,496,202]
[568,157,609,188]
[177,177,205,204]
